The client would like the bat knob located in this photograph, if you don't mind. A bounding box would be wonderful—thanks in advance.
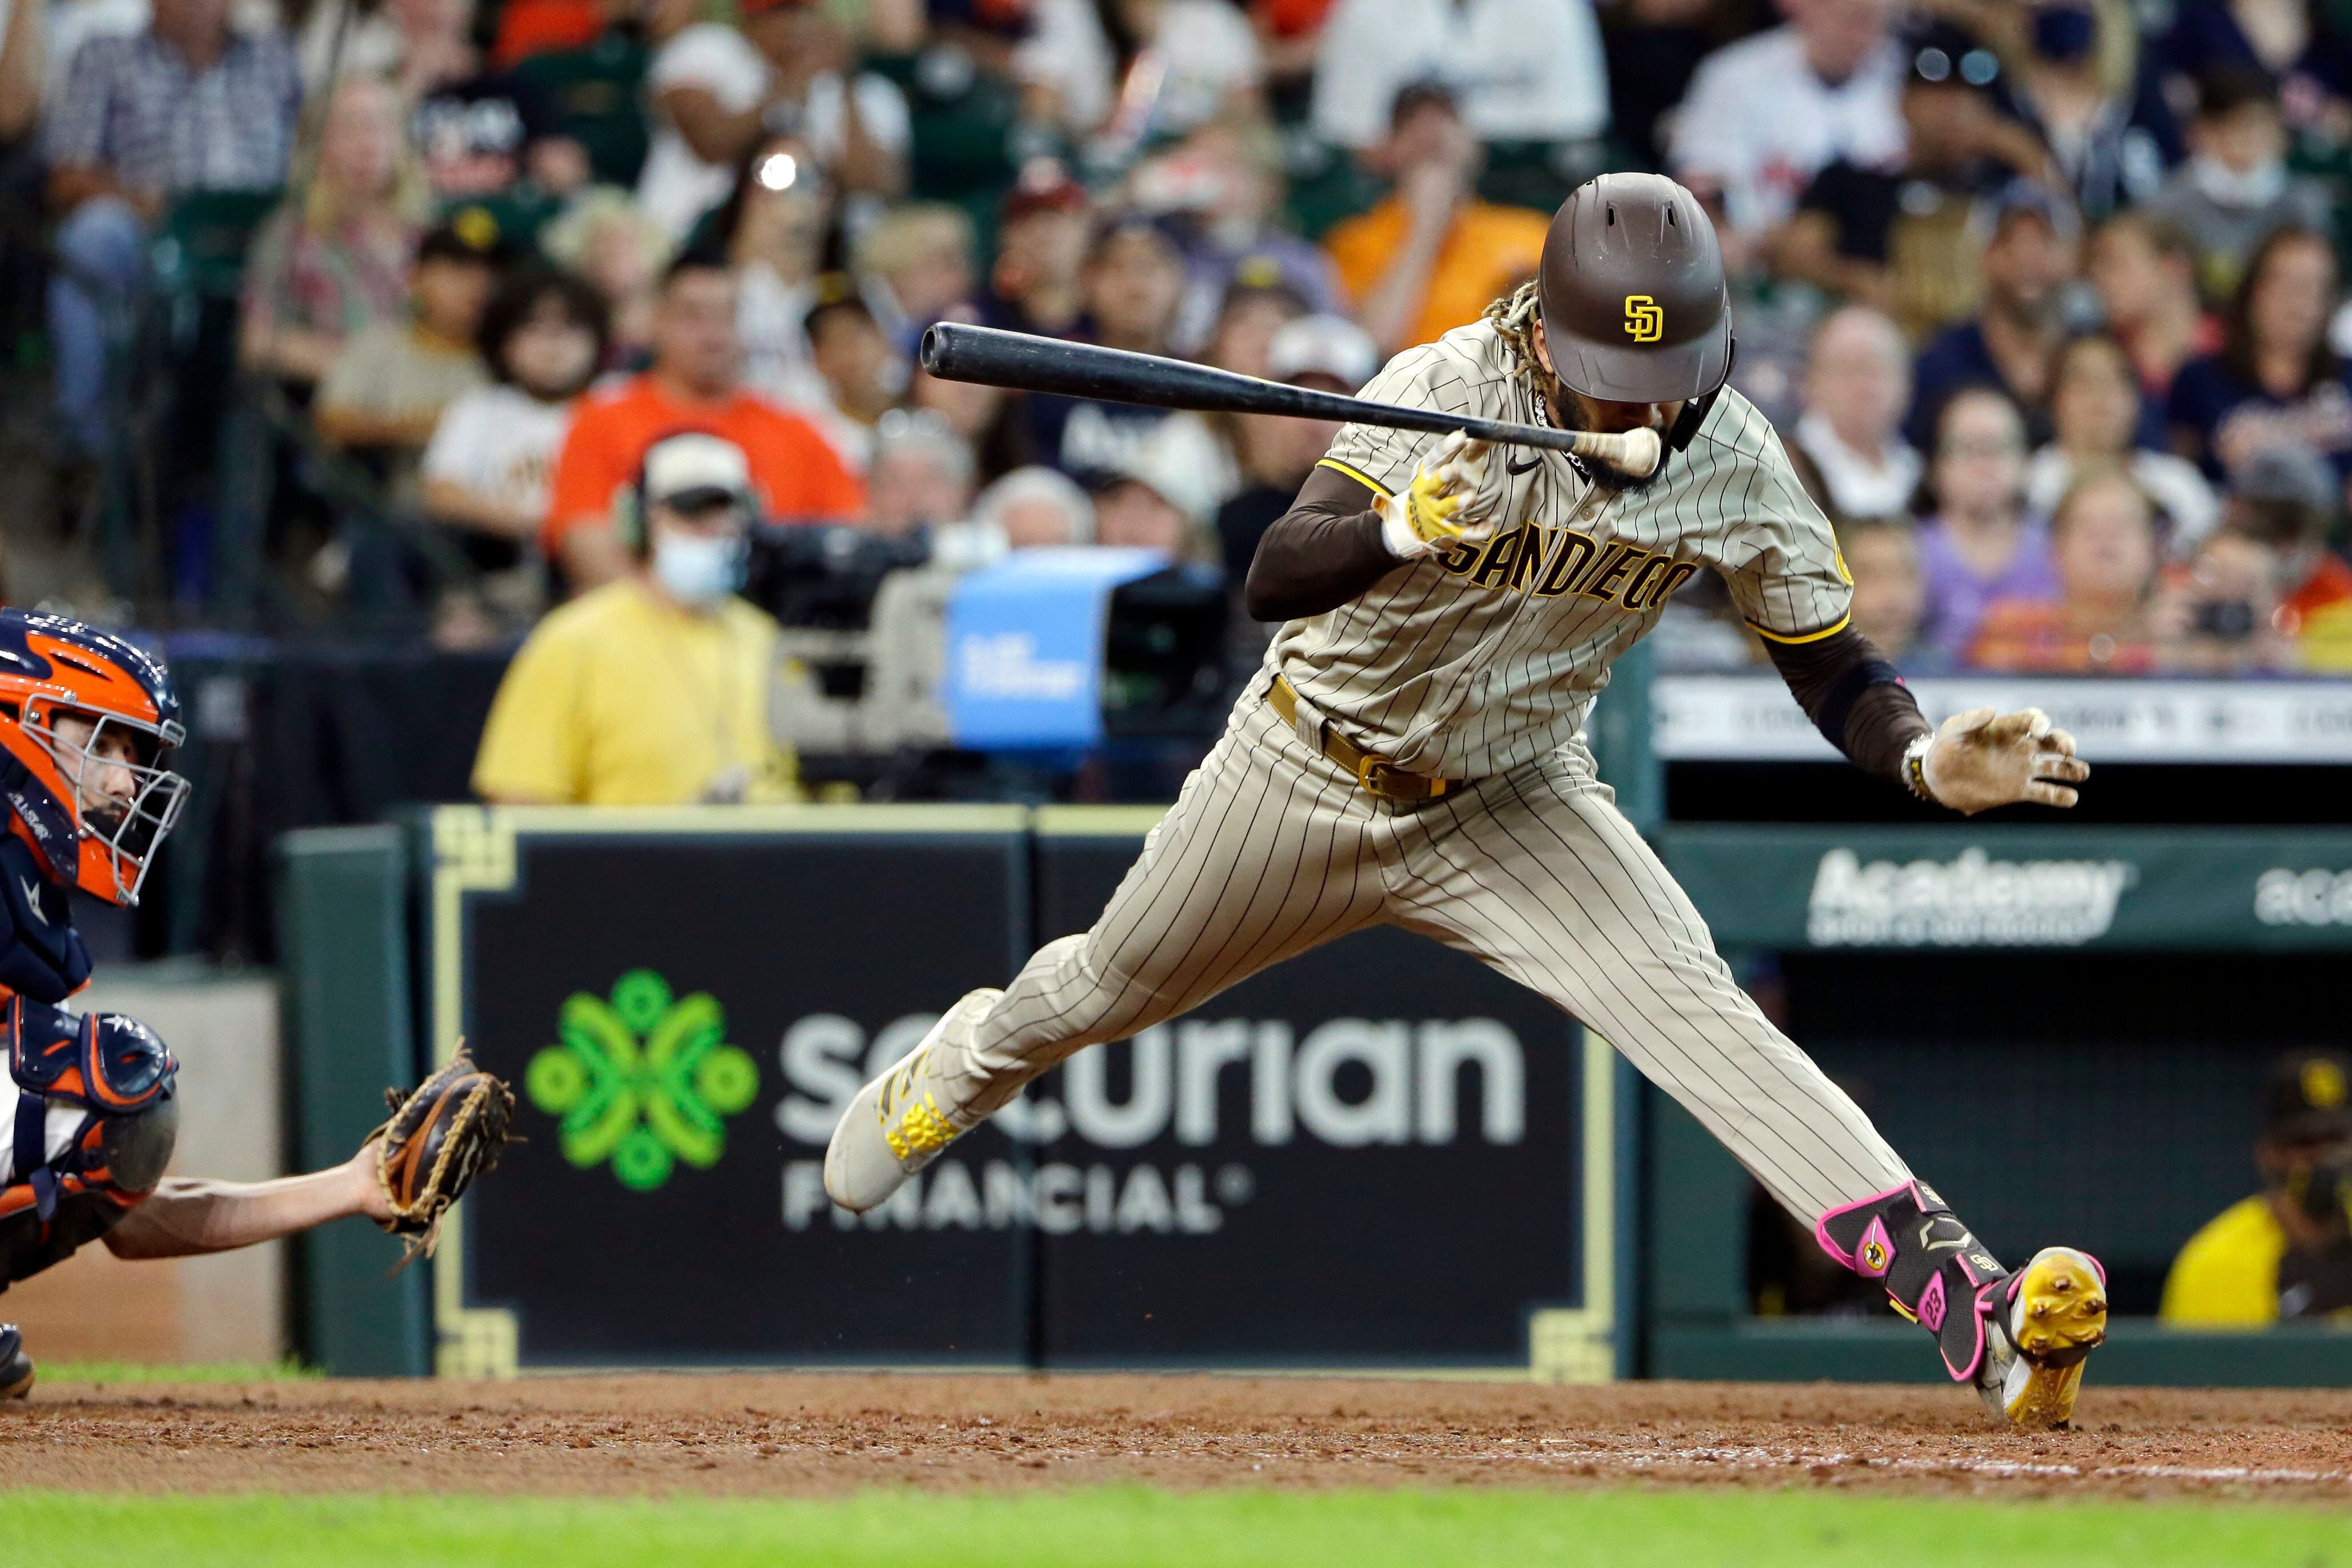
[1621,427,1662,478]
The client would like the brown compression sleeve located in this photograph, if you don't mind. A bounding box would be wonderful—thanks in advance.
[1764,625,1935,793]
[1244,464,1403,622]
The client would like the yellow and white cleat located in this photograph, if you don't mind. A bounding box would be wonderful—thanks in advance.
[822,988,1001,1213]
[1979,1247,2108,1428]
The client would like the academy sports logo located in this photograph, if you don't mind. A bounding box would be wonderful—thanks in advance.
[1806,847,2134,947]
[526,969,761,1191]
[1623,295,1663,343]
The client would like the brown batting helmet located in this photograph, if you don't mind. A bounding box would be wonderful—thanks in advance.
[1538,173,1734,445]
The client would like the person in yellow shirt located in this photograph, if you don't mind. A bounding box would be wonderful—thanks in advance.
[473,432,801,806]
[2161,1051,2352,1326]
[1322,84,1553,356]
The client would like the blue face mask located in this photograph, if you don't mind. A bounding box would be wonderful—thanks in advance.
[2032,3,2098,63]
[650,531,747,606]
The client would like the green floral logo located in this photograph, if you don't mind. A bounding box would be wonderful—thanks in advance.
[525,969,760,1191]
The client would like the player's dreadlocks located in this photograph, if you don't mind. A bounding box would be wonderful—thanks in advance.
[1483,280,1546,393]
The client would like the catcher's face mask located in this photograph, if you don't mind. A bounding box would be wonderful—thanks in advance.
[27,706,190,908]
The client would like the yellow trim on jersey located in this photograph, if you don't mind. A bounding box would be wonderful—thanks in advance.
[1746,612,1852,646]
[1316,457,1392,499]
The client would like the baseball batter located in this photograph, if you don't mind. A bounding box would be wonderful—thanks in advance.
[827,174,2109,1427]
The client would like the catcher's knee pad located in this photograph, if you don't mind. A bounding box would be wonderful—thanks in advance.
[1817,1180,2008,1382]
[7,998,178,1209]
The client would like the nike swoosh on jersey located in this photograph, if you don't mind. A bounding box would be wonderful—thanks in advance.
[1505,453,1543,475]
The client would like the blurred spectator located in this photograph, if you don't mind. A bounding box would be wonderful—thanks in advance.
[802,280,905,472]
[1133,120,1340,353]
[715,139,831,411]
[539,183,673,363]
[397,0,591,204]
[2221,441,2352,664]
[1095,445,1215,557]
[2155,0,2352,142]
[1792,306,1920,522]
[2025,333,2219,544]
[1970,469,2162,671]
[1840,515,1930,662]
[1777,22,2052,335]
[240,75,424,391]
[855,201,977,349]
[492,0,612,70]
[2000,0,2176,221]
[2162,1050,2352,1324]
[1197,276,1308,381]
[509,0,654,189]
[1669,0,1904,241]
[2167,225,2352,483]
[864,409,977,537]
[1323,84,1549,355]
[983,160,1092,337]
[422,265,609,621]
[976,464,1096,548]
[1083,0,1267,150]
[1904,185,2080,450]
[1136,276,1310,523]
[2162,522,2296,670]
[2087,209,2219,405]
[0,0,41,144]
[1913,385,2055,655]
[42,0,303,455]
[1214,311,1376,578]
[1310,0,1607,151]
[298,0,406,89]
[313,218,501,498]
[635,0,908,240]
[2145,68,2331,304]
[474,431,800,805]
[1020,212,1187,481]
[543,253,863,590]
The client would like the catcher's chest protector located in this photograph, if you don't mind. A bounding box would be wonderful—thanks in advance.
[0,998,177,1289]
[0,831,91,1006]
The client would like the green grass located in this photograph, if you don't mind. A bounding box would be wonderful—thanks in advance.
[38,1358,320,1386]
[11,1486,2352,1567]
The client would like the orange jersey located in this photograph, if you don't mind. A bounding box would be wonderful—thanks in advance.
[542,375,865,555]
[1324,198,1553,351]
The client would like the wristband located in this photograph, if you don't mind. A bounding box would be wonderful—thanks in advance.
[1901,731,1938,805]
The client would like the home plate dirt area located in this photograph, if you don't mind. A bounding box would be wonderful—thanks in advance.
[5,1374,2352,1503]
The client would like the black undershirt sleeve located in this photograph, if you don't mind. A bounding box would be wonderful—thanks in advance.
[1244,464,1402,623]
[1763,625,1935,794]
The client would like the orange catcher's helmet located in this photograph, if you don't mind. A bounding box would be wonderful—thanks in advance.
[0,610,189,907]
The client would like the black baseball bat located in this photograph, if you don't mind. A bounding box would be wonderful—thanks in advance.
[918,322,1662,475]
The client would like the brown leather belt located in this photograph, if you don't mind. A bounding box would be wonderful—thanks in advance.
[1267,675,1461,802]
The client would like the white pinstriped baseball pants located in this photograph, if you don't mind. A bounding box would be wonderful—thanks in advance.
[931,689,1911,1223]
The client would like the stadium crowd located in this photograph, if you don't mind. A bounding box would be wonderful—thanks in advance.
[9,0,2352,695]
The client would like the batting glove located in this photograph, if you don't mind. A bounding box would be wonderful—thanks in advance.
[1908,707,2090,815]
[1378,432,1510,561]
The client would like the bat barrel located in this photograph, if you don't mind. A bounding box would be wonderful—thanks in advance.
[920,321,1601,459]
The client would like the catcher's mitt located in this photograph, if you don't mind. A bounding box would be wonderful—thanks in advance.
[372,1047,516,1263]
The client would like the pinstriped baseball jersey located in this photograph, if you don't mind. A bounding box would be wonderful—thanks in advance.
[1271,318,1852,779]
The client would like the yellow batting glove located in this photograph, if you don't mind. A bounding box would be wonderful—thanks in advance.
[1378,432,1505,560]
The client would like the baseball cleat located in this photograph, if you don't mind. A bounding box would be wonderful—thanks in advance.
[1977,1247,2107,1428]
[0,1324,33,1402]
[823,988,1001,1213]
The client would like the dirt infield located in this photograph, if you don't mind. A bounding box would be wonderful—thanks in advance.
[5,1373,2350,1502]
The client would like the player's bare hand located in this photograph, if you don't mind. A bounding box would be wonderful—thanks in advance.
[1379,430,1510,561]
[1917,706,2090,814]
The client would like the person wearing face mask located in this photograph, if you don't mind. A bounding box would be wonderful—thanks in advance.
[2146,68,2331,304]
[2163,1052,2352,1325]
[474,431,801,805]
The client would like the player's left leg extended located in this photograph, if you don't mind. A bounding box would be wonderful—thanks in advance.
[1382,742,2106,1427]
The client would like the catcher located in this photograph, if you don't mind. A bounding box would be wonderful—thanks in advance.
[0,610,511,1400]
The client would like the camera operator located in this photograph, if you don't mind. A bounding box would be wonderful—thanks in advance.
[2163,1052,2352,1324]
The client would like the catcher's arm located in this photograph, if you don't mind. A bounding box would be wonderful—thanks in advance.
[103,1148,393,1259]
[104,1050,515,1262]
